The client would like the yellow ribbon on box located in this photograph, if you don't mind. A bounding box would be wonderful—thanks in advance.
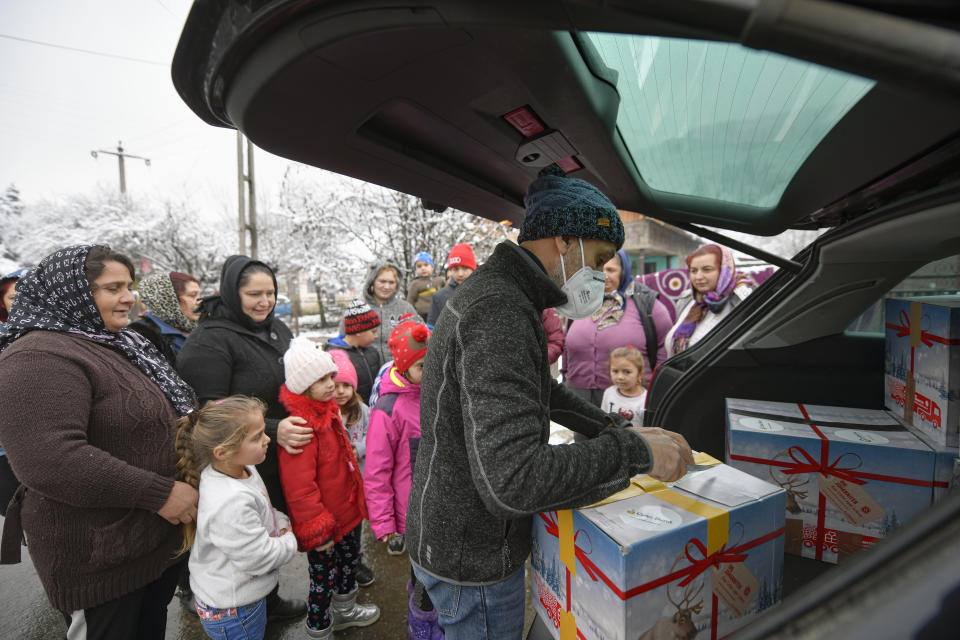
[556,452,728,640]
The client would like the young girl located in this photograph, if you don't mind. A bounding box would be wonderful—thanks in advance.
[601,346,648,426]
[278,338,380,639]
[329,348,375,588]
[175,396,299,640]
[365,314,443,638]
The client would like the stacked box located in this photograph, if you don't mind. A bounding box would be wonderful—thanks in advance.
[726,399,949,564]
[532,460,785,640]
[884,296,960,447]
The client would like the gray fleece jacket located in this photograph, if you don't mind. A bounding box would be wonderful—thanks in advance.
[406,242,653,585]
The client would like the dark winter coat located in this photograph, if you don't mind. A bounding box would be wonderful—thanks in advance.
[325,336,382,404]
[406,242,653,585]
[425,279,457,326]
[277,385,366,550]
[129,313,189,365]
[176,256,293,511]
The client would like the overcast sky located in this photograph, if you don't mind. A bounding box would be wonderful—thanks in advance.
[0,0,318,215]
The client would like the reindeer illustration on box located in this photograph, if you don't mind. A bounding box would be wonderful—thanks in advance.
[768,451,809,514]
[638,557,704,640]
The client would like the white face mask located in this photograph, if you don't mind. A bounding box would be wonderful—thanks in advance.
[554,238,606,319]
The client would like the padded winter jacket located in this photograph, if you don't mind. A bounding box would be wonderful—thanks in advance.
[177,314,293,511]
[277,386,366,550]
[364,366,421,540]
[406,242,653,585]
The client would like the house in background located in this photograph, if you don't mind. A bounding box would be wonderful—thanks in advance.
[619,210,702,275]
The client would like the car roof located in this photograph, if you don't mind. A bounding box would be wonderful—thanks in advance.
[172,0,960,235]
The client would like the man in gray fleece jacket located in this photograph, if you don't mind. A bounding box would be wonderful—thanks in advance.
[407,166,693,639]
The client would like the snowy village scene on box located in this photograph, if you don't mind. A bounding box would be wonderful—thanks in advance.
[726,399,944,564]
[531,463,785,640]
[884,297,960,448]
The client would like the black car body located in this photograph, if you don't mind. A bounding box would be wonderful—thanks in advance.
[172,2,960,637]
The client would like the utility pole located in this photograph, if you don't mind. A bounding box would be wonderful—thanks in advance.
[237,131,258,258]
[91,141,150,195]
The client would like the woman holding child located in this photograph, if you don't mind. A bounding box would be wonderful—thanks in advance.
[176,254,309,619]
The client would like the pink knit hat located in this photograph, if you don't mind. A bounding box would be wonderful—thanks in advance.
[329,348,358,391]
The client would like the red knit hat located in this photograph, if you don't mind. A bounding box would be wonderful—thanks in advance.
[446,243,477,271]
[388,314,432,374]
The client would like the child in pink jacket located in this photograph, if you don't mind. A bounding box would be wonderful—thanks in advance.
[364,314,443,639]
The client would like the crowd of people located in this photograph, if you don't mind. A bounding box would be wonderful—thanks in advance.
[0,164,753,640]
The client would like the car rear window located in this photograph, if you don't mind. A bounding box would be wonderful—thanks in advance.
[583,33,875,208]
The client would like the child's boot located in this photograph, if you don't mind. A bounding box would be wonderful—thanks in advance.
[407,592,444,640]
[331,586,380,630]
[304,618,334,639]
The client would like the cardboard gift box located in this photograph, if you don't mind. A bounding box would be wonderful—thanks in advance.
[884,296,960,447]
[726,399,950,564]
[532,455,785,640]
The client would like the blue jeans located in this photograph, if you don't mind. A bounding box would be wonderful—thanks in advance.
[198,597,267,640]
[412,562,527,640]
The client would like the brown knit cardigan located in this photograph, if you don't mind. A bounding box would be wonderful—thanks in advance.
[0,331,181,612]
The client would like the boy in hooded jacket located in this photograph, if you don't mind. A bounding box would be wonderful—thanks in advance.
[406,251,446,321]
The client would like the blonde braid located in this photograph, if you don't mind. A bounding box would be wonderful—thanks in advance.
[174,411,201,554]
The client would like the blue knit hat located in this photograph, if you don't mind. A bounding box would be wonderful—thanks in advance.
[413,251,434,267]
[518,165,624,249]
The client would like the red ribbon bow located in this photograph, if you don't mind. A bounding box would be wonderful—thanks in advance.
[677,538,749,587]
[779,446,868,486]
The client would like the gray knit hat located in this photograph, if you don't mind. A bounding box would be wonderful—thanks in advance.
[518,165,624,248]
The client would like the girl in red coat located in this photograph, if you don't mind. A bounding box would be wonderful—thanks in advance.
[278,338,380,639]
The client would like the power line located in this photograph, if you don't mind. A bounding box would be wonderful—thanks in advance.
[0,33,167,66]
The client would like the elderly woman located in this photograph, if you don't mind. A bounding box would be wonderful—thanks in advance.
[665,244,753,355]
[342,261,417,363]
[129,271,201,363]
[176,254,308,619]
[562,249,672,406]
[0,245,198,640]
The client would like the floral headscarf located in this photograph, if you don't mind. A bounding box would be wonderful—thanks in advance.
[671,244,748,354]
[0,245,196,416]
[138,272,197,333]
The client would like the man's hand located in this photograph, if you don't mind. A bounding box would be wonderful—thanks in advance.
[277,416,312,454]
[157,481,199,525]
[629,427,695,482]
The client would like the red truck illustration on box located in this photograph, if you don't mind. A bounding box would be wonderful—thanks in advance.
[888,379,942,429]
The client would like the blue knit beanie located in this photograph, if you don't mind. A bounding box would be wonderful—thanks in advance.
[518,165,624,249]
[413,251,434,268]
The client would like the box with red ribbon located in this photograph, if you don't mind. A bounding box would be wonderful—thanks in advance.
[531,457,785,640]
[884,297,960,448]
[726,399,950,564]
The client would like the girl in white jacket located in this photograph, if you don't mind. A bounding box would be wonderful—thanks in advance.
[175,396,299,640]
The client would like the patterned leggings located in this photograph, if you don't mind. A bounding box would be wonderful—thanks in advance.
[306,535,360,630]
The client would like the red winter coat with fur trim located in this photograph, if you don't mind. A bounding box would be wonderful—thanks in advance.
[278,385,367,551]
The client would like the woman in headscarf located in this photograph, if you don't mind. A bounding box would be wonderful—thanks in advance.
[0,245,198,640]
[562,249,672,406]
[129,271,201,363]
[175,255,307,620]
[665,244,753,355]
